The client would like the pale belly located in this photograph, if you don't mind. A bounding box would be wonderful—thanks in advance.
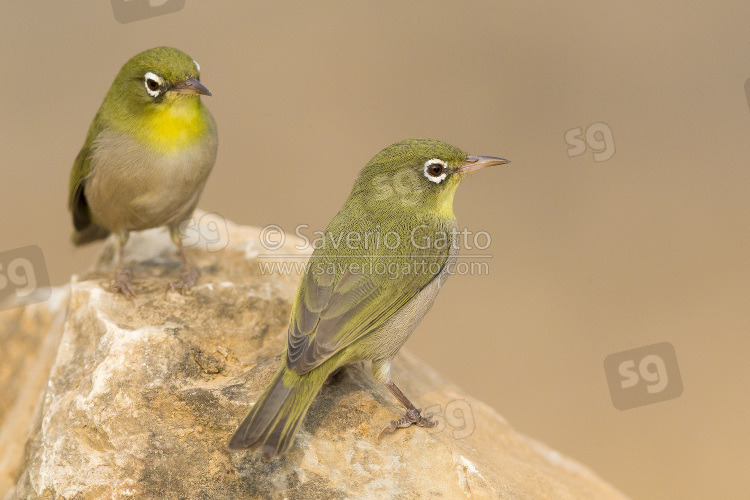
[85,128,217,233]
[342,231,460,369]
[363,247,459,361]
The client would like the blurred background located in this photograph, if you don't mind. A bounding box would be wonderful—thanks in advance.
[2,1,749,498]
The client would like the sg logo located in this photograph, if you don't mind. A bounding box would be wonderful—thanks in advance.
[179,212,230,253]
[565,122,616,162]
[0,246,51,311]
[423,399,476,439]
[110,0,185,24]
[370,170,425,206]
[603,342,683,410]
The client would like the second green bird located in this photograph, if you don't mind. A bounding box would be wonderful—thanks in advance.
[229,138,508,459]
[68,46,218,297]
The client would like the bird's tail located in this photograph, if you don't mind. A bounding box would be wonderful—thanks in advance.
[71,224,110,246]
[228,363,324,460]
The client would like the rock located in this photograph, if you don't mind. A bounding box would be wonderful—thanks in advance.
[0,287,70,496]
[1,214,628,499]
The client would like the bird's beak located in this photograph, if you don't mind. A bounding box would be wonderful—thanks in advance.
[171,78,212,96]
[458,155,510,175]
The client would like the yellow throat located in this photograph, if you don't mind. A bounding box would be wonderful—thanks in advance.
[135,97,209,154]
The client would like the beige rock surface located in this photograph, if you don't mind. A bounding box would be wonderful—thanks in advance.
[1,216,628,499]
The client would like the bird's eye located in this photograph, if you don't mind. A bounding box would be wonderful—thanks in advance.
[428,163,444,176]
[143,72,163,97]
[423,159,448,184]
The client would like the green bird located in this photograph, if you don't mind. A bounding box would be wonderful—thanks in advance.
[229,138,508,459]
[68,46,218,297]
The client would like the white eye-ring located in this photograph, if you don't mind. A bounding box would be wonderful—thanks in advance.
[193,60,200,72]
[423,158,448,184]
[144,72,164,97]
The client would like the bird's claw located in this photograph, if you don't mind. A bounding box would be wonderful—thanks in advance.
[111,269,136,299]
[166,266,201,294]
[378,408,436,442]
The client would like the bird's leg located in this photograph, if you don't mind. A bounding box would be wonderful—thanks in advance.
[378,380,437,442]
[111,232,135,298]
[166,229,201,293]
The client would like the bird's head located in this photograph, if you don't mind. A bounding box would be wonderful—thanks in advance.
[106,46,210,116]
[100,47,214,152]
[350,138,508,219]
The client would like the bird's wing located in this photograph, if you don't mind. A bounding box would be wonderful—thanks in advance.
[68,113,105,232]
[68,109,110,231]
[68,146,94,232]
[286,218,454,374]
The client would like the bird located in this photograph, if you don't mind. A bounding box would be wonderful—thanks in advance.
[67,46,218,297]
[228,138,508,459]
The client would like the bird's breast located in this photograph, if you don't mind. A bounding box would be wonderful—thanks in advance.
[85,127,218,232]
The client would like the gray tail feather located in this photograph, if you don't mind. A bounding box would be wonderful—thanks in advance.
[228,366,322,460]
[72,224,110,246]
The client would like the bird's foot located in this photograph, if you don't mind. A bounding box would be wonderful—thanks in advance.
[378,407,436,442]
[111,269,136,299]
[166,266,201,294]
